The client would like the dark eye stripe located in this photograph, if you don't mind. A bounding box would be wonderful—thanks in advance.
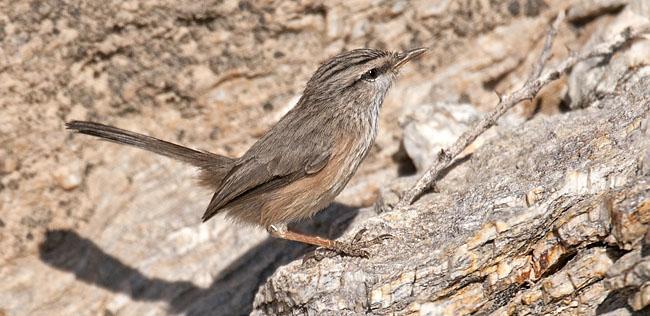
[360,63,392,81]
[312,49,388,83]
[361,68,379,81]
[316,56,375,82]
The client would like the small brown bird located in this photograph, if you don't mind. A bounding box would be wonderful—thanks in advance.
[67,47,426,257]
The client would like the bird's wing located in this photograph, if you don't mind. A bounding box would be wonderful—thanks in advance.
[201,119,333,222]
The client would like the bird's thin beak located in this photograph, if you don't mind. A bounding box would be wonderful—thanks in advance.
[393,47,428,70]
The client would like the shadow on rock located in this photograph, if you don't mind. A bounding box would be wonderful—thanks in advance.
[39,203,359,315]
[595,287,650,315]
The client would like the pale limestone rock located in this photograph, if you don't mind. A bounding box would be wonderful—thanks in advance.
[401,102,481,171]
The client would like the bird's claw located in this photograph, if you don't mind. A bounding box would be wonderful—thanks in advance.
[303,229,394,263]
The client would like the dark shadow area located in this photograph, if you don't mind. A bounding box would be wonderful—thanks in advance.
[568,5,626,28]
[392,141,417,176]
[596,287,650,315]
[641,229,650,257]
[39,203,359,315]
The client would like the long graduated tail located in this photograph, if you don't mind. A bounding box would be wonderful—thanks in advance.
[66,120,233,188]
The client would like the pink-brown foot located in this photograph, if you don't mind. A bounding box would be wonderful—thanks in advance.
[302,228,393,263]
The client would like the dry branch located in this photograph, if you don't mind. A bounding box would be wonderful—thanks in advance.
[397,12,649,209]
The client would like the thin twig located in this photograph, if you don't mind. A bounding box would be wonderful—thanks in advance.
[397,13,649,209]
[530,11,564,80]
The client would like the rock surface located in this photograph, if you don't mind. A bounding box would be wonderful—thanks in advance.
[401,102,481,172]
[1,0,648,315]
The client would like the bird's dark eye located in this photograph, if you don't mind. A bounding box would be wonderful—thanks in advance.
[361,68,380,81]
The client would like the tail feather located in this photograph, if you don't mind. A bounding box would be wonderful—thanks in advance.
[66,120,233,189]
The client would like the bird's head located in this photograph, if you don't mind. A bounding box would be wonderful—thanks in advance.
[301,47,427,115]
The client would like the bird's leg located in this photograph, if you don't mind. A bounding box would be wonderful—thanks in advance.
[266,224,392,258]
